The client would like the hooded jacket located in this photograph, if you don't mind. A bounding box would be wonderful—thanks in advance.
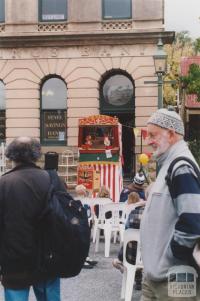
[140,140,200,281]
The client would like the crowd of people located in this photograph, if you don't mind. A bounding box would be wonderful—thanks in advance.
[0,107,200,300]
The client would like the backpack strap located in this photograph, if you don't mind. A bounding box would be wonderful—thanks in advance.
[165,156,200,199]
[46,169,69,192]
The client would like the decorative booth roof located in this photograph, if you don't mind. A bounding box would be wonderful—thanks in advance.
[79,115,119,126]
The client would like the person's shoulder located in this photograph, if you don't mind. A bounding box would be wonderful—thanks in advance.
[170,158,199,183]
[29,166,50,178]
[127,183,134,190]
[121,187,130,193]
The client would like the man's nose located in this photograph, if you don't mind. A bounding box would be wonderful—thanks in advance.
[146,136,152,145]
[147,138,156,147]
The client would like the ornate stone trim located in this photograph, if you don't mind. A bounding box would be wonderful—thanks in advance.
[102,21,132,30]
[38,22,68,32]
[0,24,5,32]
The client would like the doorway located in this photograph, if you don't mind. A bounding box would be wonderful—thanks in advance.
[100,70,135,179]
[112,113,135,178]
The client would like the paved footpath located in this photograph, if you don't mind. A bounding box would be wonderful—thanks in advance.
[0,241,142,301]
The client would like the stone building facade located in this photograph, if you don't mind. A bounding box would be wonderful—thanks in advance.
[0,0,174,175]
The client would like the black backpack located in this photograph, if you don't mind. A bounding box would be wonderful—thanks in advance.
[38,171,91,278]
[165,156,200,198]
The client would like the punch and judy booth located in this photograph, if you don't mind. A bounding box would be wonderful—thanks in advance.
[78,115,123,202]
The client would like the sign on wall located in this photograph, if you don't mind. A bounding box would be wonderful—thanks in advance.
[43,110,66,142]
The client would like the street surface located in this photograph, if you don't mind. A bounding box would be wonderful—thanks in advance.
[0,241,142,301]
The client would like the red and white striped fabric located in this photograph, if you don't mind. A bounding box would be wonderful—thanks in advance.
[92,163,123,202]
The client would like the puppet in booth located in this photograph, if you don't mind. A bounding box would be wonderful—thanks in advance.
[84,135,92,149]
[104,134,112,150]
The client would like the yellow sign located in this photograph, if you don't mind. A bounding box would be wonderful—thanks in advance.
[93,170,101,192]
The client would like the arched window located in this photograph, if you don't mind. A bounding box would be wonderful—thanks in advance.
[39,0,67,22]
[0,0,5,23]
[102,0,132,20]
[41,77,67,145]
[0,81,5,141]
[100,72,134,113]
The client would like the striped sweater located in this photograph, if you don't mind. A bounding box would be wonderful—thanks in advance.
[140,139,200,281]
[170,164,200,261]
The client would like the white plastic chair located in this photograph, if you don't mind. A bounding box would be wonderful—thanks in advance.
[120,201,146,225]
[95,202,126,257]
[92,198,113,243]
[121,228,143,301]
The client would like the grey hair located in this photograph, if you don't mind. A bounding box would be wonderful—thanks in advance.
[5,137,42,163]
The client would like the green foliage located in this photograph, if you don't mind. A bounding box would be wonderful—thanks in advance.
[180,64,200,101]
[193,38,200,55]
[188,139,200,166]
[164,31,194,106]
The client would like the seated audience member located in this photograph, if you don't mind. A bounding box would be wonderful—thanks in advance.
[119,172,145,202]
[75,184,89,198]
[97,185,110,198]
[95,185,111,218]
[75,184,97,269]
[112,192,145,290]
[127,191,140,205]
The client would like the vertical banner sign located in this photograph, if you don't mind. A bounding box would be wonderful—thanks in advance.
[78,165,94,190]
[93,170,101,192]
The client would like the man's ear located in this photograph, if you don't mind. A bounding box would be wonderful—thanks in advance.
[168,129,176,143]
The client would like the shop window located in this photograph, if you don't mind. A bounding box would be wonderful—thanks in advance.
[102,0,131,19]
[41,77,67,145]
[39,0,67,22]
[0,81,5,141]
[0,0,5,23]
[100,72,134,113]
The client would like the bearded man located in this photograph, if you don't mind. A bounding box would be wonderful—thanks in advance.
[140,108,200,300]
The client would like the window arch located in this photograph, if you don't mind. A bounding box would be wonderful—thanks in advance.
[40,77,67,145]
[39,0,67,22]
[0,80,5,141]
[100,71,135,113]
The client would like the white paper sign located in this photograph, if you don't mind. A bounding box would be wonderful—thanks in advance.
[59,131,65,141]
[105,149,112,158]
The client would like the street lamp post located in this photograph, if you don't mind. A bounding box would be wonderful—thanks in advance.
[153,38,167,109]
[144,39,172,109]
[157,74,164,109]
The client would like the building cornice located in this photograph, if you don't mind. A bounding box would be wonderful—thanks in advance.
[0,31,175,48]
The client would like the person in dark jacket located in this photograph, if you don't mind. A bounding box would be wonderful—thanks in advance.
[0,137,60,301]
[119,172,145,202]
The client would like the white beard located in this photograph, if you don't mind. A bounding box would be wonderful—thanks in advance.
[152,132,170,159]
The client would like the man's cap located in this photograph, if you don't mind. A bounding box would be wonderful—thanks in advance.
[147,108,184,136]
[133,173,145,185]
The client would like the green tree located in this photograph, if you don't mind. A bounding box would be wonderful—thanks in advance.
[180,64,200,101]
[189,139,200,166]
[164,31,194,106]
[193,38,200,55]
[163,31,200,106]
